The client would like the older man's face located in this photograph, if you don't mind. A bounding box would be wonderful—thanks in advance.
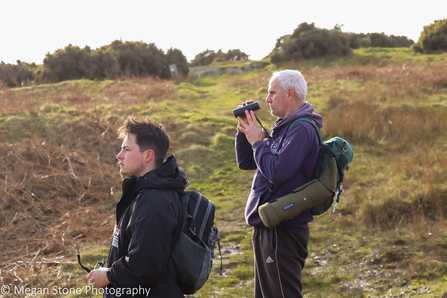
[266,78,288,119]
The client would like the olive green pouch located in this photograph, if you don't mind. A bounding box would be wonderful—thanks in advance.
[258,158,337,228]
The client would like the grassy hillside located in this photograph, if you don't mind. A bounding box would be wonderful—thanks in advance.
[1,48,447,297]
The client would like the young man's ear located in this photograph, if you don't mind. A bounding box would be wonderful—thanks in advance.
[144,149,155,163]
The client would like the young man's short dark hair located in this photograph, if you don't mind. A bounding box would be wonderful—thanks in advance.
[117,117,170,168]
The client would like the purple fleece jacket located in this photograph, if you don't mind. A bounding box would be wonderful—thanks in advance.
[235,103,323,228]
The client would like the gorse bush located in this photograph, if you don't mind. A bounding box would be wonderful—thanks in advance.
[270,23,414,65]
[190,49,249,67]
[388,35,415,47]
[271,23,352,64]
[39,45,120,82]
[105,40,167,78]
[0,60,37,87]
[166,48,189,79]
[89,48,120,79]
[369,33,392,47]
[348,32,414,49]
[3,41,190,86]
[347,33,371,48]
[413,18,447,53]
[41,45,102,82]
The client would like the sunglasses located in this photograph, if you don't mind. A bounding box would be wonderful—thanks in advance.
[77,254,105,273]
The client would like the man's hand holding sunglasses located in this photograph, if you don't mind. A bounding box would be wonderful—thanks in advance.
[88,267,111,288]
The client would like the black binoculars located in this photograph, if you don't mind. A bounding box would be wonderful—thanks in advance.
[232,101,261,118]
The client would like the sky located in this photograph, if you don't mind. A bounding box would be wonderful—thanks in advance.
[1,0,446,65]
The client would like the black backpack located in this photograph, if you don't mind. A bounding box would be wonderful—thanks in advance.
[170,189,220,294]
[132,188,220,294]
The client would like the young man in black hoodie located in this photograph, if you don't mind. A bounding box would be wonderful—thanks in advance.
[87,117,187,297]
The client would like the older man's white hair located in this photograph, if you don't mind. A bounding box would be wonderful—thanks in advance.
[270,70,307,103]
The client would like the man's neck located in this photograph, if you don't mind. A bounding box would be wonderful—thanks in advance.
[282,102,306,119]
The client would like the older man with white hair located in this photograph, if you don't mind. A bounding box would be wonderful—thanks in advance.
[235,69,323,298]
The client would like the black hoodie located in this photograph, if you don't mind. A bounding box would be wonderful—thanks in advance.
[105,155,187,298]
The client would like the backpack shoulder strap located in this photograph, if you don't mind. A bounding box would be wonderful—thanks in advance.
[288,117,326,179]
[288,117,323,146]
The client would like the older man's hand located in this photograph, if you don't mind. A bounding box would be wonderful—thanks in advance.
[237,110,266,145]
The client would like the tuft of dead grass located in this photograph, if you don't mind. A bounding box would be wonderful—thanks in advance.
[0,140,119,253]
[0,140,120,285]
